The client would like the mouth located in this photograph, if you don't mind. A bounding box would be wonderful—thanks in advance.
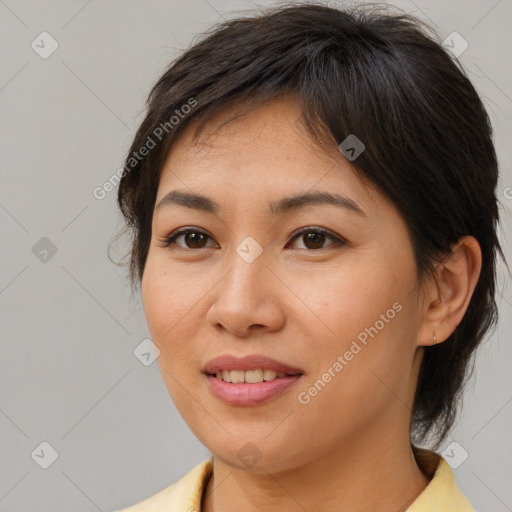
[207,368,303,383]
[204,372,304,406]
[203,354,304,405]
[203,353,304,381]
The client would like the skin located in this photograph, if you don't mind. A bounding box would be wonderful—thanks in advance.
[141,95,482,512]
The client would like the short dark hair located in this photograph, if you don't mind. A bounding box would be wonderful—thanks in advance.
[115,1,507,448]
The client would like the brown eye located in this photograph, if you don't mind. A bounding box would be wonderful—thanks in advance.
[158,226,345,251]
[182,232,208,248]
[289,227,345,250]
[157,228,215,249]
[303,232,326,249]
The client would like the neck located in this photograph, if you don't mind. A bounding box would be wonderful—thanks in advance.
[201,430,431,512]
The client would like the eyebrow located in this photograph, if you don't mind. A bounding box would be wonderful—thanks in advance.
[156,190,366,218]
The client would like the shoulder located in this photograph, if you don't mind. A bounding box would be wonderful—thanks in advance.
[408,446,475,511]
[113,458,212,512]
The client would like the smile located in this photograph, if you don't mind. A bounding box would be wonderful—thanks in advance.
[212,369,301,383]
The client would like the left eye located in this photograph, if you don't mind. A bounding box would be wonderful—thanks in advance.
[157,226,345,251]
[287,227,345,250]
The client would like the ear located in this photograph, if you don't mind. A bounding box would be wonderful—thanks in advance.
[417,235,482,347]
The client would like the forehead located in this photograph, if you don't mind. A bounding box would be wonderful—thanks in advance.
[168,96,319,167]
[157,96,382,216]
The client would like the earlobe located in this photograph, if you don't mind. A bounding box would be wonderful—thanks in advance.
[417,236,482,347]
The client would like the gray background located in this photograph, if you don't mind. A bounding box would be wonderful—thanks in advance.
[1,0,511,510]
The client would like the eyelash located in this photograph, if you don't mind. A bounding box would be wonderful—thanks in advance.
[156,226,346,251]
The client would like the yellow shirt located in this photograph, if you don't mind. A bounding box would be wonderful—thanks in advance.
[115,447,475,511]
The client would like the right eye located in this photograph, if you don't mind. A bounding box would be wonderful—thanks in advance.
[156,227,217,250]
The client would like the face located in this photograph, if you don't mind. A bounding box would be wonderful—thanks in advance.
[142,96,427,473]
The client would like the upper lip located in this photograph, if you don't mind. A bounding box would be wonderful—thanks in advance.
[203,354,304,375]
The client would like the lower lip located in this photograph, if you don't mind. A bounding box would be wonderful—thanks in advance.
[205,374,303,406]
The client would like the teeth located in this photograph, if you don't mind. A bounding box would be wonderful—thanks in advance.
[245,369,263,383]
[230,370,245,383]
[263,369,277,381]
[214,369,296,383]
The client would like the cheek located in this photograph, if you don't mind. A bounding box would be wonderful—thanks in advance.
[142,265,203,407]
[292,256,418,408]
[141,258,203,375]
[295,310,415,444]
[291,258,400,341]
[142,254,198,334]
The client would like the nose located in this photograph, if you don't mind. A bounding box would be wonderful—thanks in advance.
[205,248,286,338]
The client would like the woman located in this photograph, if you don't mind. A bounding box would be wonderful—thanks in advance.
[113,2,506,510]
